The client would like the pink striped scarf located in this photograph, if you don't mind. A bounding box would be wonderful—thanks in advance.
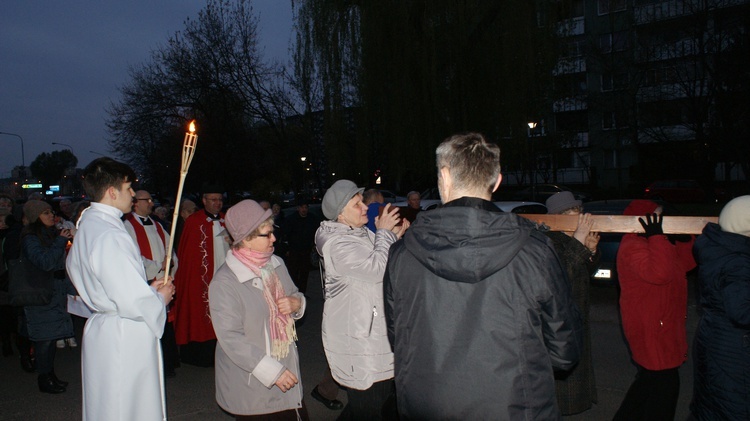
[231,248,297,360]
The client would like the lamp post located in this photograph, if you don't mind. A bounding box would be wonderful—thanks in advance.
[51,143,77,196]
[51,142,76,155]
[300,157,307,196]
[0,131,26,168]
[527,122,538,201]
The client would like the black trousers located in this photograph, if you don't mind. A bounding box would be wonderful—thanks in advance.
[33,340,57,374]
[286,249,311,293]
[161,321,179,374]
[337,379,398,421]
[613,365,680,421]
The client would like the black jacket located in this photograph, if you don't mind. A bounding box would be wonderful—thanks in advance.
[384,197,582,420]
[691,223,750,420]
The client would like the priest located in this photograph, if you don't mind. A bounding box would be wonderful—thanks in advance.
[173,185,229,366]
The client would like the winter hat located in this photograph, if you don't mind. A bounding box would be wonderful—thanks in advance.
[322,180,364,220]
[225,200,272,245]
[719,195,750,237]
[623,199,659,216]
[545,191,582,214]
[23,200,52,224]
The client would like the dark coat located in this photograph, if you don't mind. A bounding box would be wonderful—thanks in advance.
[691,223,750,420]
[21,230,74,342]
[546,231,599,415]
[384,197,582,421]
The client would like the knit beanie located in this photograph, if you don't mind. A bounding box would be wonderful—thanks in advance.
[322,180,365,220]
[623,199,659,216]
[545,191,582,214]
[719,195,750,237]
[225,200,272,245]
[23,200,52,224]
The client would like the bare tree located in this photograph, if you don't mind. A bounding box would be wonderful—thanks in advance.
[107,0,299,195]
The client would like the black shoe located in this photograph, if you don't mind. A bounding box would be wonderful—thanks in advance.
[20,355,35,373]
[50,371,69,388]
[38,374,66,394]
[311,386,344,410]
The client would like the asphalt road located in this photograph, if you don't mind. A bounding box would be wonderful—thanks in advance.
[0,270,699,420]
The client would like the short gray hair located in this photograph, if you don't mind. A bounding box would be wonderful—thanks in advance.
[435,133,501,194]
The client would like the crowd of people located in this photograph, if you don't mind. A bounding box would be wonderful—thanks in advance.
[0,132,748,420]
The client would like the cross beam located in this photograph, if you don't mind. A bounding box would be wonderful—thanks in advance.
[520,214,717,235]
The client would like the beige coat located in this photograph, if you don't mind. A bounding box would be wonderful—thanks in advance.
[209,252,306,416]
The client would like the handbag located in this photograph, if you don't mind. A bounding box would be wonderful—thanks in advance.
[7,256,54,306]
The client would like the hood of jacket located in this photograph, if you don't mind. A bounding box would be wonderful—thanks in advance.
[402,196,539,284]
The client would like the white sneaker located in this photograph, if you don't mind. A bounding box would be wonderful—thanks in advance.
[56,340,65,349]
[66,338,78,348]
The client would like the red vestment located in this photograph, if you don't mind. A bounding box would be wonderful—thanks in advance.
[173,210,225,345]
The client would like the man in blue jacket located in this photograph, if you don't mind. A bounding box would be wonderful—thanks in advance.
[384,132,582,420]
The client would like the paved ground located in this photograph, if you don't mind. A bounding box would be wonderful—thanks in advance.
[0,270,699,420]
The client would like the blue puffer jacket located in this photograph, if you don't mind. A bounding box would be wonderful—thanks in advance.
[691,223,750,420]
[21,230,75,342]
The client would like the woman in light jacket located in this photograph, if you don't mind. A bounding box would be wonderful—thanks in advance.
[209,200,308,420]
[315,180,408,420]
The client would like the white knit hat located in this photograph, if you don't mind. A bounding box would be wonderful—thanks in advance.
[719,195,750,237]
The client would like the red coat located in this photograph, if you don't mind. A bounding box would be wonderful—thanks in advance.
[173,210,225,345]
[617,232,695,370]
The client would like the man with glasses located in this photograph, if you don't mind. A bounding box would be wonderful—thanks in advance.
[124,190,180,377]
[173,185,229,367]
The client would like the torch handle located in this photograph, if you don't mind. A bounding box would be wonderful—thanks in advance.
[163,172,187,286]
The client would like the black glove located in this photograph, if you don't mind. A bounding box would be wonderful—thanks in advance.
[638,213,663,237]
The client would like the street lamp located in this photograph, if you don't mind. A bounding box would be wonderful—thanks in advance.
[527,122,538,201]
[0,131,26,168]
[300,157,307,195]
[51,142,76,155]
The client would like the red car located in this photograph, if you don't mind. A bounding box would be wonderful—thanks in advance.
[643,179,727,203]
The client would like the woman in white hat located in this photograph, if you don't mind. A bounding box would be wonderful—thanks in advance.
[315,179,409,420]
[209,199,308,420]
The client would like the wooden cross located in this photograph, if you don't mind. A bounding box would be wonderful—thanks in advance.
[520,214,717,235]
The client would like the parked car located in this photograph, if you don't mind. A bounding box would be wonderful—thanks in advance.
[513,184,591,203]
[643,179,728,203]
[379,189,407,204]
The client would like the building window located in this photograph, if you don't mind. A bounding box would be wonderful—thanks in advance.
[564,36,587,58]
[604,149,619,169]
[598,0,627,15]
[599,31,629,54]
[602,72,629,91]
[602,110,629,130]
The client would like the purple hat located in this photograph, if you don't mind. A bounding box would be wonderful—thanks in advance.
[225,200,272,245]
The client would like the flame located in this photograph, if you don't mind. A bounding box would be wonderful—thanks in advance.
[189,120,196,133]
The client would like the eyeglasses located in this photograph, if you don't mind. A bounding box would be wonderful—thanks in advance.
[256,231,275,238]
[134,198,153,203]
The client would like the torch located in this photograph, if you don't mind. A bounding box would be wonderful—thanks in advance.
[162,120,198,285]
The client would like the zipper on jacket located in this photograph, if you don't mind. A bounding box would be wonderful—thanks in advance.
[367,306,377,336]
